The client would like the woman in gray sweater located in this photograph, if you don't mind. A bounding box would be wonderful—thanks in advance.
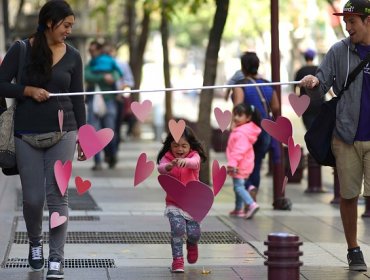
[0,1,86,278]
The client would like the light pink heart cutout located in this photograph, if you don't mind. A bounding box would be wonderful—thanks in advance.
[131,100,152,122]
[58,110,63,133]
[288,93,310,117]
[78,124,114,159]
[281,176,288,194]
[134,153,155,186]
[168,119,186,143]
[50,212,67,229]
[75,176,92,195]
[214,107,232,132]
[261,116,293,145]
[288,136,302,175]
[212,160,226,196]
[158,174,214,222]
[54,160,72,196]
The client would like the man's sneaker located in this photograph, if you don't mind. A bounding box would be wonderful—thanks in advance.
[347,249,367,271]
[229,209,245,218]
[46,258,64,279]
[171,257,184,273]
[245,202,259,219]
[186,242,198,264]
[28,240,44,271]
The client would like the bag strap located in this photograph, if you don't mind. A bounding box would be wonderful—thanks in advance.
[339,51,370,98]
[16,40,27,83]
[246,77,273,118]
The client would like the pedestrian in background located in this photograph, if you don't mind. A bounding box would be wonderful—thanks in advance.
[232,52,280,204]
[300,0,370,272]
[157,126,207,273]
[227,103,261,219]
[85,41,120,170]
[0,1,86,278]
[294,49,322,130]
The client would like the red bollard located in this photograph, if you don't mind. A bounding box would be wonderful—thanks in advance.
[330,168,340,204]
[305,154,325,193]
[264,232,303,280]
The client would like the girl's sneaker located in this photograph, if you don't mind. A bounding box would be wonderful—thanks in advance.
[186,242,198,264]
[245,202,259,219]
[229,209,245,218]
[171,257,184,273]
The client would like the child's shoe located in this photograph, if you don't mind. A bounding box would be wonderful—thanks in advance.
[245,202,259,219]
[171,257,184,273]
[186,241,198,264]
[229,209,245,218]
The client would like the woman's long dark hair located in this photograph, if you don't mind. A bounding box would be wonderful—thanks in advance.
[240,51,260,76]
[156,126,207,164]
[27,0,74,86]
[233,103,261,127]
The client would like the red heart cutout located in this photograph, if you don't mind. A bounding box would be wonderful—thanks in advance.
[158,174,214,222]
[78,124,114,159]
[287,136,302,175]
[134,153,155,186]
[75,176,92,195]
[212,160,226,196]
[261,116,293,145]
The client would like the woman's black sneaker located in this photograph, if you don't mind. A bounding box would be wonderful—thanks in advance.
[28,240,44,271]
[46,257,64,279]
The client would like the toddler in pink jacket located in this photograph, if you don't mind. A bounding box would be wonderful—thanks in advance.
[226,103,261,219]
[157,126,207,273]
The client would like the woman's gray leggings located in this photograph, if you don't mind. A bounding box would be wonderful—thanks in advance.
[15,131,77,261]
[168,212,201,258]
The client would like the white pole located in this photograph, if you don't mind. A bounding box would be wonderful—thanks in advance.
[49,81,300,97]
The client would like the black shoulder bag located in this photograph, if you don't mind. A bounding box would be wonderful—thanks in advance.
[304,52,370,167]
[1,40,27,176]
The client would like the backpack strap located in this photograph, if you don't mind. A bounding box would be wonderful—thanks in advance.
[338,51,370,98]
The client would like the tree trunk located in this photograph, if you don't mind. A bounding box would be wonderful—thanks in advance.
[160,2,172,128]
[126,1,151,102]
[198,0,229,184]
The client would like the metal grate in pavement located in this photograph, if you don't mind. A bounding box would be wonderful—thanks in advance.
[17,188,101,211]
[14,231,246,244]
[2,258,116,268]
[17,215,100,222]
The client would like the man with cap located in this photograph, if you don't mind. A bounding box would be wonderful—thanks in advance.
[300,0,370,272]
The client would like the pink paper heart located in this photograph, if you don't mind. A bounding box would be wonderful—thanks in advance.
[58,110,63,133]
[288,93,310,117]
[214,107,232,132]
[54,160,72,196]
[212,160,226,196]
[50,212,67,229]
[281,176,288,194]
[168,119,186,143]
[131,100,152,122]
[261,116,293,145]
[288,136,302,175]
[75,176,92,195]
[134,153,155,186]
[158,174,214,222]
[78,124,114,159]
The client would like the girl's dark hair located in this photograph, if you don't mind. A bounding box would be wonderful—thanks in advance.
[27,0,74,86]
[240,52,260,76]
[233,103,261,126]
[157,125,207,164]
